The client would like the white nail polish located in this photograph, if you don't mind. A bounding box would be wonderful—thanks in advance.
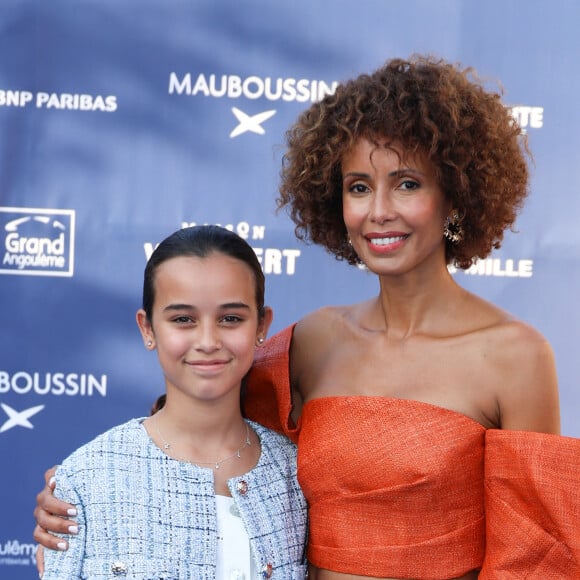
[48,476,56,487]
[57,542,67,551]
[68,525,78,534]
[67,508,77,516]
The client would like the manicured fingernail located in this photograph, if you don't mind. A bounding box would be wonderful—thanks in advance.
[57,542,67,551]
[68,525,78,534]
[67,508,77,516]
[49,476,56,487]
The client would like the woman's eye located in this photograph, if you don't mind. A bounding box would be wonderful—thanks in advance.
[399,179,419,191]
[348,182,370,194]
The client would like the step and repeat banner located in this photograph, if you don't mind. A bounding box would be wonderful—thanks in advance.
[1,0,579,576]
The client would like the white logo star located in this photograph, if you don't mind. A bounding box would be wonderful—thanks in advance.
[0,402,44,433]
[230,107,276,138]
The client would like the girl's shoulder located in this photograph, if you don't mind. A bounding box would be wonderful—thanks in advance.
[249,420,296,452]
[59,418,147,470]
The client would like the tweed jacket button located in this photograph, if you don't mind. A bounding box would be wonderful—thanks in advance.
[260,563,273,578]
[237,480,248,495]
[111,560,128,575]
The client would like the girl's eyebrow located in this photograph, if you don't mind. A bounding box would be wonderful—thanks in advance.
[163,303,193,312]
[162,302,251,312]
[220,302,251,310]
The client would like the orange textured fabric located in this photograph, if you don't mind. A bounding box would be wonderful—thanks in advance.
[245,324,298,440]
[245,324,580,578]
[300,397,486,577]
[480,430,580,578]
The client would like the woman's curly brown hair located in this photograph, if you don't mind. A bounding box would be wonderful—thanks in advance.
[278,55,531,269]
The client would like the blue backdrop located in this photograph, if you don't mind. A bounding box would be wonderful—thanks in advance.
[1,1,579,576]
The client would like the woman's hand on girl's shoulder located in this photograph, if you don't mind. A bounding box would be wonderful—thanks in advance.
[33,466,79,548]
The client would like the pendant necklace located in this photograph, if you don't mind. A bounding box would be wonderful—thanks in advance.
[153,413,251,470]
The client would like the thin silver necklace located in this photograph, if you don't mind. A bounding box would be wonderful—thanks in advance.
[153,413,251,470]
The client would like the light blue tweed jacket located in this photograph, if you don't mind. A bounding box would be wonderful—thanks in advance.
[43,419,308,579]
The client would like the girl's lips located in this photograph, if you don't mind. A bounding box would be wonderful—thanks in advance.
[186,360,229,373]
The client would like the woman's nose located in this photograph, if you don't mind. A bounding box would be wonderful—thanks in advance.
[369,191,395,224]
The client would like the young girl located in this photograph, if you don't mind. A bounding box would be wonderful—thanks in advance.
[41,225,308,579]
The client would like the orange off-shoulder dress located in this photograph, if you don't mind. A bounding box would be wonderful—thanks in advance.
[245,325,580,579]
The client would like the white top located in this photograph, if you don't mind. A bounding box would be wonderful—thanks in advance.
[215,494,256,580]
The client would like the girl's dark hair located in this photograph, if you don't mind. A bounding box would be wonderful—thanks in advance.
[142,225,265,322]
[145,225,266,416]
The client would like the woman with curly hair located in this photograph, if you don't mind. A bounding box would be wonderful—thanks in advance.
[34,56,580,579]
[246,55,579,579]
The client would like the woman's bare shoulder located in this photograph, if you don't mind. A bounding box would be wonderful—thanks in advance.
[471,308,560,434]
[293,302,364,345]
[296,304,344,323]
[290,304,360,384]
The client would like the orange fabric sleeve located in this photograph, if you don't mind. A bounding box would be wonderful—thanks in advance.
[480,430,580,578]
[244,324,299,443]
